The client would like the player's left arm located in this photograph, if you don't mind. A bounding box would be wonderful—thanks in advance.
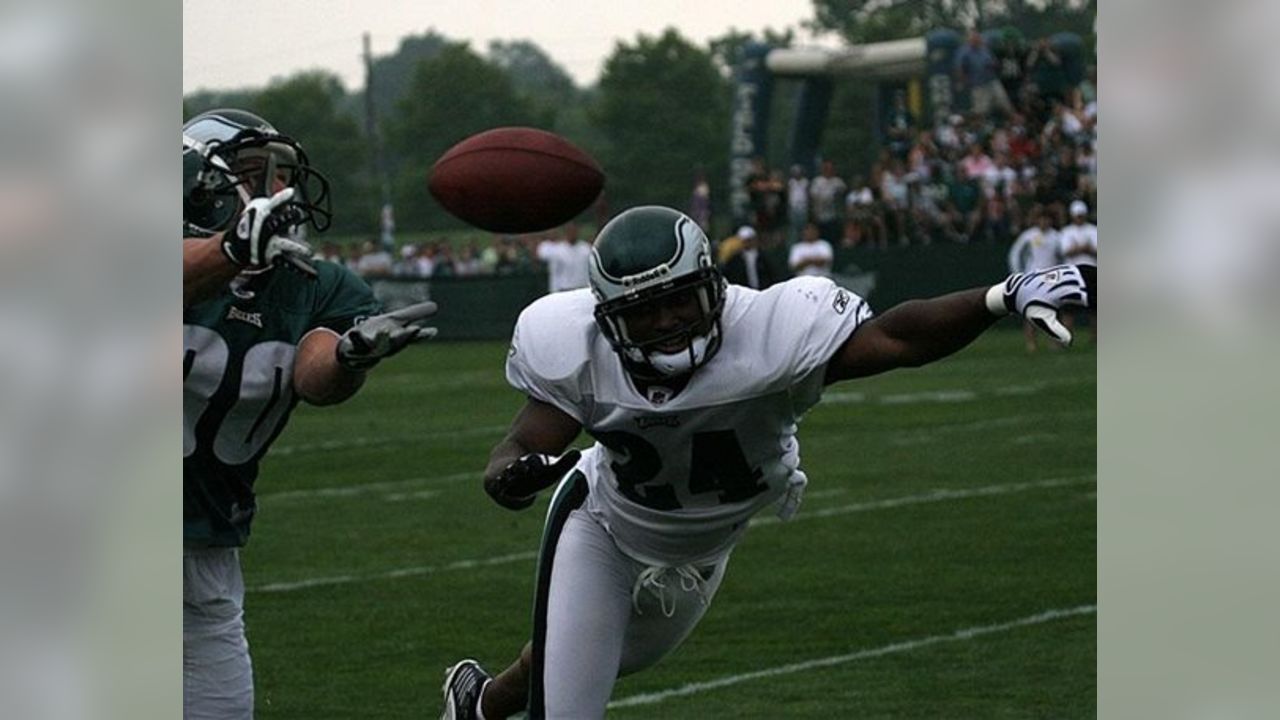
[293,328,366,406]
[296,264,438,406]
[825,264,1096,383]
[484,398,583,510]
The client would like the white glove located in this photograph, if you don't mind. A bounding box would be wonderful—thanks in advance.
[336,301,439,371]
[986,264,1095,345]
[220,187,311,268]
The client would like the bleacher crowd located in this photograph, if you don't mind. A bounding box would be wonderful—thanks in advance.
[339,30,1096,296]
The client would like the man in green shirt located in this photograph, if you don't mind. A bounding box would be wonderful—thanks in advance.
[182,109,435,719]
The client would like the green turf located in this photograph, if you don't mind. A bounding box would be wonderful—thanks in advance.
[244,330,1095,718]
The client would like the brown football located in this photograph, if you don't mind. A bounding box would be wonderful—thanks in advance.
[428,127,605,233]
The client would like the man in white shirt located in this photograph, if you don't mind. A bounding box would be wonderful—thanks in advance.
[808,161,847,247]
[1057,200,1097,342]
[789,222,835,277]
[786,164,810,245]
[1059,201,1097,266]
[536,223,592,293]
[1007,207,1063,352]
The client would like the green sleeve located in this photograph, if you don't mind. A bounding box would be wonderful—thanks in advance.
[310,262,382,334]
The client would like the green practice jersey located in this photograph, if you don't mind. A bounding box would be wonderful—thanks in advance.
[183,262,380,547]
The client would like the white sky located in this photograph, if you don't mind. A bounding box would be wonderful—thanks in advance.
[183,0,835,94]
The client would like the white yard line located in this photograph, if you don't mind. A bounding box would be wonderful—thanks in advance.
[251,551,539,593]
[822,376,1092,407]
[607,604,1097,710]
[258,472,475,503]
[269,424,508,457]
[248,475,1094,594]
[750,475,1094,527]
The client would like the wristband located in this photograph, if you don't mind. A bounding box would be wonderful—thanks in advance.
[985,283,1010,316]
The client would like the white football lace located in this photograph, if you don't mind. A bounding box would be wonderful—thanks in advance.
[631,564,710,618]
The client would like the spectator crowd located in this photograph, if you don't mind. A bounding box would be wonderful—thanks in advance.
[335,30,1096,298]
[733,29,1097,258]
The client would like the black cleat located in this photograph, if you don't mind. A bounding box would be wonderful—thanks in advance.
[440,659,492,720]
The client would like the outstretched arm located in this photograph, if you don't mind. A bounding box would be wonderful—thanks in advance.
[825,264,1096,383]
[825,287,997,383]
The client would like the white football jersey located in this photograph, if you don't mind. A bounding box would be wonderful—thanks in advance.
[1008,227,1061,273]
[507,276,872,565]
[1058,223,1098,266]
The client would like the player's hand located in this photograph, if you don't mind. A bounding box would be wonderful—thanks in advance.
[485,450,581,511]
[335,301,439,371]
[989,264,1096,345]
[220,187,310,269]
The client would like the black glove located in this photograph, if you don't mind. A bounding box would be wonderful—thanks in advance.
[220,187,310,269]
[336,301,439,371]
[485,450,582,511]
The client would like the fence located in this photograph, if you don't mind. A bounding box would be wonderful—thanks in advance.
[369,242,1011,341]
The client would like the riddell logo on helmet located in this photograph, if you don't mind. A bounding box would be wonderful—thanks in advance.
[622,264,671,287]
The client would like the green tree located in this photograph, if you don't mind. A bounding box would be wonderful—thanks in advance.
[182,89,259,121]
[592,29,731,215]
[707,27,796,76]
[805,0,1094,48]
[252,72,372,235]
[366,30,453,123]
[182,73,371,235]
[488,39,578,106]
[385,42,542,230]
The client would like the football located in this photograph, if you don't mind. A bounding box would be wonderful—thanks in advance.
[428,127,605,233]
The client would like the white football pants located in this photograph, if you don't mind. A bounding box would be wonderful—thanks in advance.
[528,472,730,719]
[183,547,253,720]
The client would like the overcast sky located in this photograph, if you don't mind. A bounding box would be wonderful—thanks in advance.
[183,0,837,94]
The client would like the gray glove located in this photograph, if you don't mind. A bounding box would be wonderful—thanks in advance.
[336,301,439,371]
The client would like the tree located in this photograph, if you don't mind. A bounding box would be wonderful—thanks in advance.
[707,27,796,77]
[182,89,260,121]
[384,42,542,230]
[805,0,1094,48]
[366,30,453,123]
[252,72,372,235]
[487,39,578,106]
[183,73,372,236]
[592,29,731,215]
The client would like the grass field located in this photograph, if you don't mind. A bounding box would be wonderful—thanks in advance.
[245,330,1096,719]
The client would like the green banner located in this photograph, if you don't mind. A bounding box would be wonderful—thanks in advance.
[369,242,1011,341]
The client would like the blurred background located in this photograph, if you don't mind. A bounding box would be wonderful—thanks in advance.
[182,0,1098,342]
[2,0,1279,715]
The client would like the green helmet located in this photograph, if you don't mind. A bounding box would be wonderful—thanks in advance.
[181,108,331,238]
[589,206,726,379]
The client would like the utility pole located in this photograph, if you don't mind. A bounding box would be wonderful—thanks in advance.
[363,32,395,250]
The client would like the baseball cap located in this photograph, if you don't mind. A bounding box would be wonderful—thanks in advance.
[1070,200,1088,217]
[737,225,757,240]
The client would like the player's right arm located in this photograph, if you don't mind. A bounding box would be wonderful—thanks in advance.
[484,398,583,510]
[183,234,240,306]
[825,264,1096,383]
[183,188,312,307]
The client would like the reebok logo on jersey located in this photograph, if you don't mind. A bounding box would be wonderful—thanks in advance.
[833,289,850,315]
[227,306,264,328]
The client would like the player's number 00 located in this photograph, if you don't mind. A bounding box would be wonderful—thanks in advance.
[183,325,297,465]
